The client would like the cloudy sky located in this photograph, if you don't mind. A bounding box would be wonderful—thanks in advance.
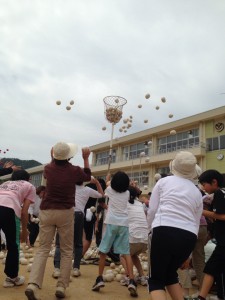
[1,0,225,166]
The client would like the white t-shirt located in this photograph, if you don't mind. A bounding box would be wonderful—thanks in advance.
[128,199,148,244]
[75,185,102,213]
[147,175,203,235]
[0,180,36,218]
[104,186,129,227]
[28,195,42,217]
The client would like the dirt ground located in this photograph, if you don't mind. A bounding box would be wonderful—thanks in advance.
[0,244,200,300]
[0,245,151,300]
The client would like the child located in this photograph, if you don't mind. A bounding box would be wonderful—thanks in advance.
[27,185,46,247]
[92,171,137,297]
[195,169,225,300]
[120,185,148,287]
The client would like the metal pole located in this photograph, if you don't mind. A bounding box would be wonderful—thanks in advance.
[107,123,114,173]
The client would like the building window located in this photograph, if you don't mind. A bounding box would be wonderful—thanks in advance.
[158,129,199,154]
[122,142,149,160]
[156,167,170,175]
[95,150,116,166]
[206,135,225,151]
[127,171,149,187]
[30,173,42,187]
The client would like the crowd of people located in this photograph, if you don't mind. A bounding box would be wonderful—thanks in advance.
[0,146,225,300]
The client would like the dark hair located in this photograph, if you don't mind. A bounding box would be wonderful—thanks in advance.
[76,181,84,186]
[148,192,152,196]
[128,186,138,204]
[11,170,30,181]
[97,178,107,191]
[36,185,46,195]
[85,182,97,190]
[161,173,168,178]
[198,169,224,188]
[111,171,130,193]
[98,197,105,204]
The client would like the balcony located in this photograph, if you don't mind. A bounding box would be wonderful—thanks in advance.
[91,142,206,173]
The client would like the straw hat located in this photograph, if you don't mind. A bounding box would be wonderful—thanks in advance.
[53,142,78,160]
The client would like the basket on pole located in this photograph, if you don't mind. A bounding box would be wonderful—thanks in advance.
[103,96,127,172]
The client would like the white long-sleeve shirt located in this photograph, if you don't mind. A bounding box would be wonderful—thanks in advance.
[74,185,102,213]
[147,175,203,235]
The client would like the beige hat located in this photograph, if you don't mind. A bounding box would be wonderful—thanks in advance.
[53,142,78,160]
[170,151,197,180]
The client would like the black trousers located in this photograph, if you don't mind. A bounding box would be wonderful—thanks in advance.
[0,206,19,278]
[27,215,39,246]
[148,226,197,292]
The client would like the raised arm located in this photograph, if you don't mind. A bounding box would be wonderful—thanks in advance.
[91,177,104,197]
[82,147,91,169]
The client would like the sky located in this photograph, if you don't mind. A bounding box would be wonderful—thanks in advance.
[1,0,225,166]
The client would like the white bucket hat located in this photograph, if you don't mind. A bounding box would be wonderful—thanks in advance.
[53,142,78,160]
[170,151,197,180]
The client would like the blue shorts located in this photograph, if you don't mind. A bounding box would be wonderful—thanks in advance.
[98,224,130,255]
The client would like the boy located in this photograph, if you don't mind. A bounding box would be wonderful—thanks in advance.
[196,169,225,300]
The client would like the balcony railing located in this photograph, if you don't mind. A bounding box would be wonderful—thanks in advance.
[94,142,204,166]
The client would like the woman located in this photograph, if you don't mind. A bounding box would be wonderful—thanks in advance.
[147,151,203,300]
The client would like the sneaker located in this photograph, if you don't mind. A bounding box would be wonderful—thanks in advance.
[191,292,199,299]
[92,275,105,291]
[3,276,25,287]
[128,279,138,297]
[120,276,129,286]
[136,275,148,286]
[72,268,81,277]
[25,283,39,300]
[52,268,60,278]
[80,258,88,265]
[55,286,65,298]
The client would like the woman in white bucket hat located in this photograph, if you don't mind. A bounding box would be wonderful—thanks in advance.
[147,151,203,300]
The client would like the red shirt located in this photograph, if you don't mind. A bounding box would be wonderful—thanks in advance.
[40,160,91,210]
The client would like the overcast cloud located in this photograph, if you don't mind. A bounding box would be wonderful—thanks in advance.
[1,0,225,165]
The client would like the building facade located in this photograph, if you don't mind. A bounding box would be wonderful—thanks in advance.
[1,106,225,194]
[89,106,225,193]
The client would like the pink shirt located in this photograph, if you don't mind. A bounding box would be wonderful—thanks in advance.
[0,180,36,218]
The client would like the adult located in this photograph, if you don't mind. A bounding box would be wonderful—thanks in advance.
[25,142,91,300]
[53,177,104,278]
[0,170,36,287]
[147,151,203,300]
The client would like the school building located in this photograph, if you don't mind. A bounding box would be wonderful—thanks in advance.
[1,105,225,193]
